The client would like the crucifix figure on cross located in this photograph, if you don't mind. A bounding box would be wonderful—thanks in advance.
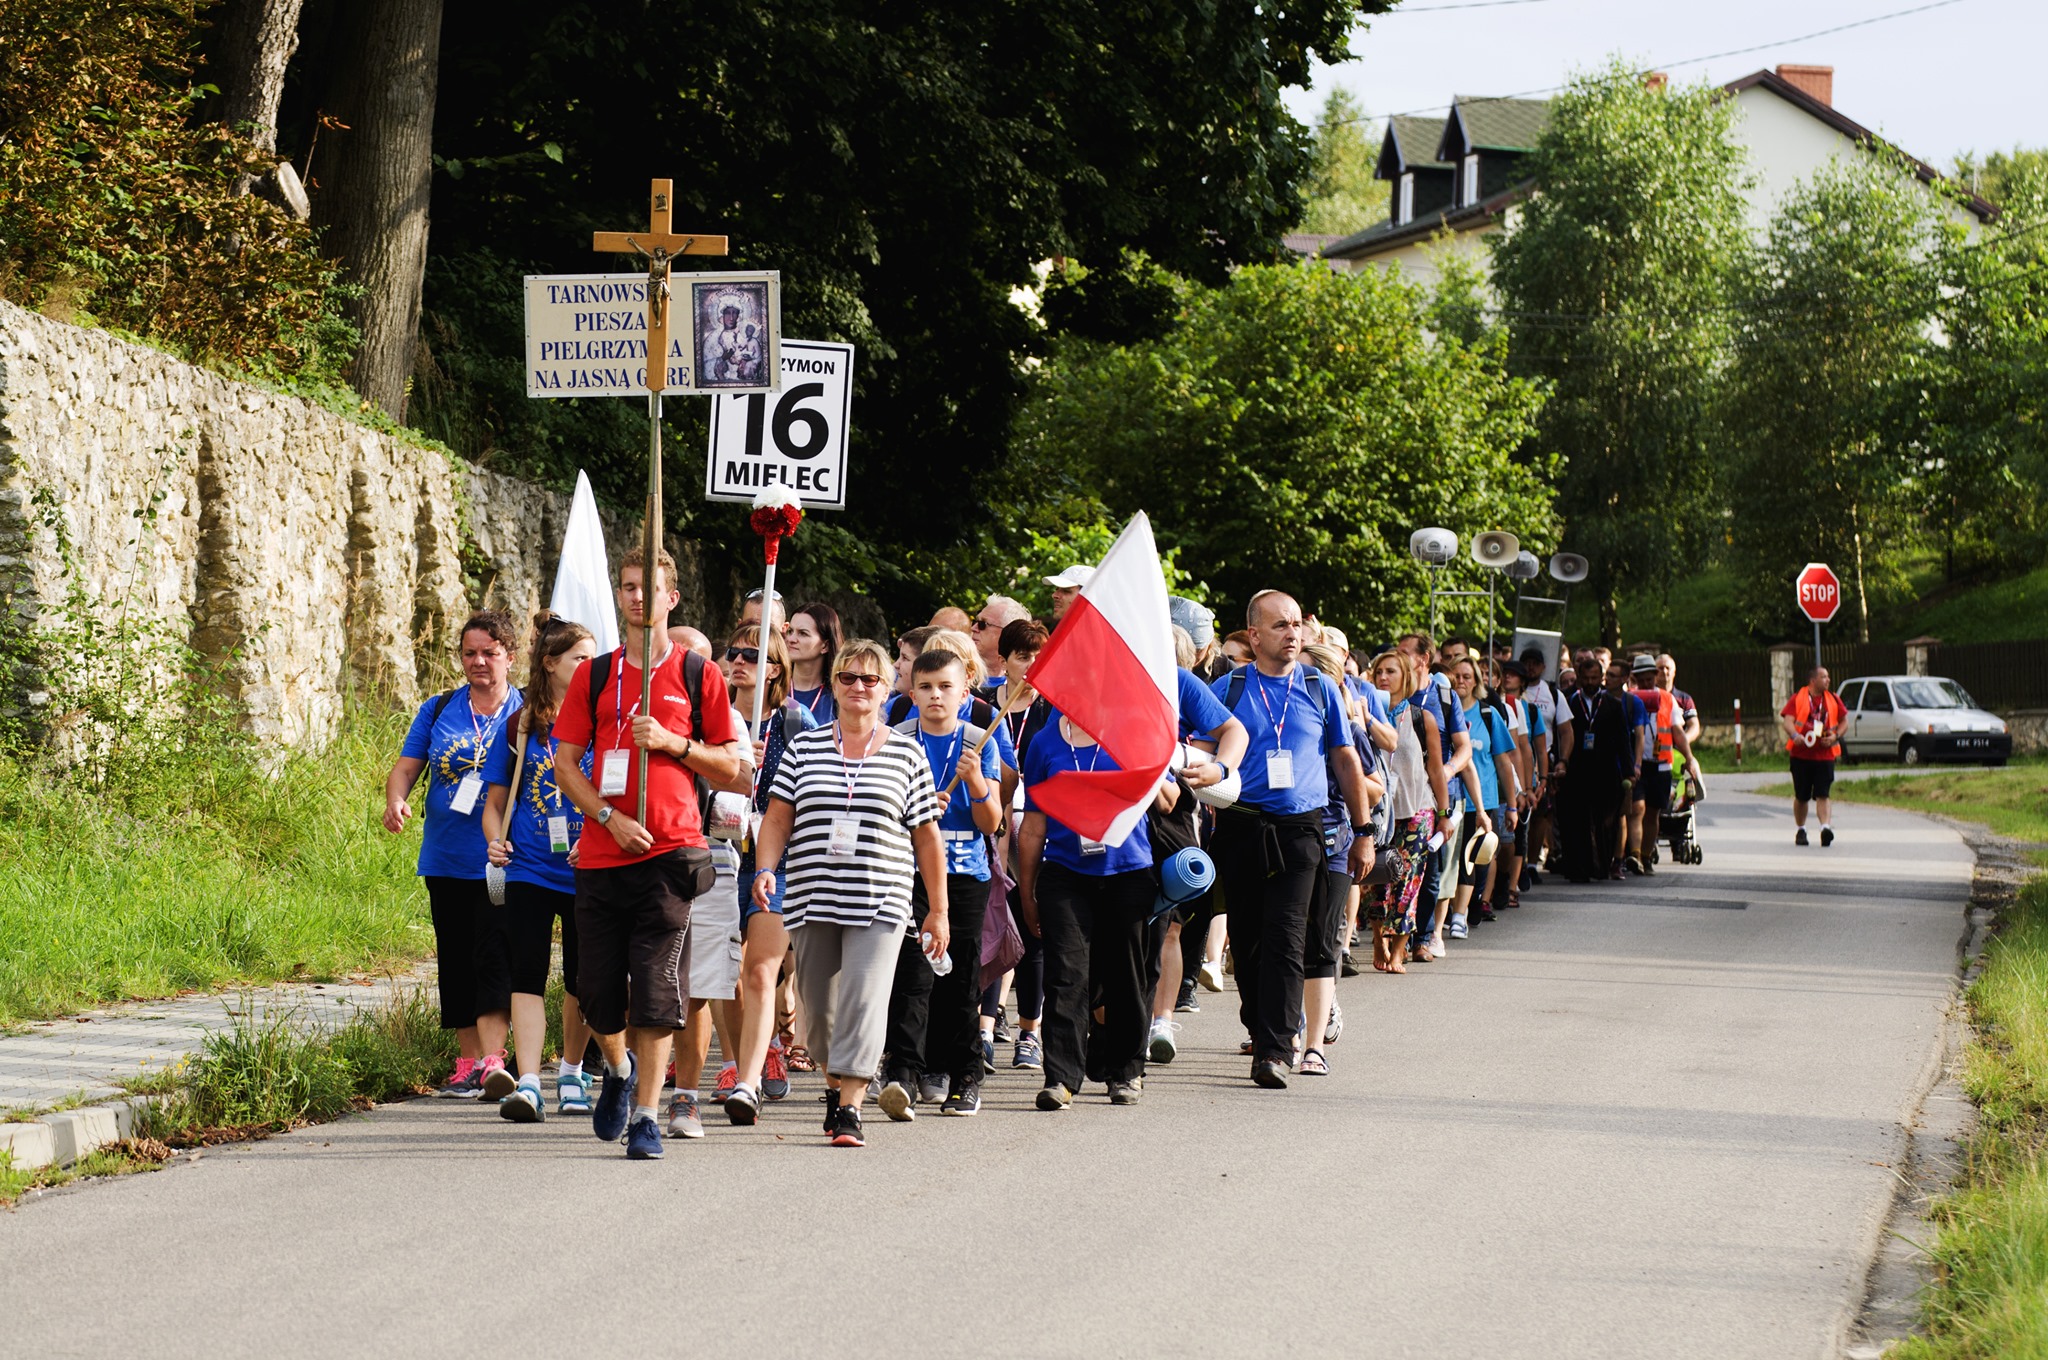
[593,180,728,820]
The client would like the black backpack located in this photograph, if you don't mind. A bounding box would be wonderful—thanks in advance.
[585,646,715,826]
[886,691,996,732]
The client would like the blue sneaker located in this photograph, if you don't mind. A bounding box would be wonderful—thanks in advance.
[593,1054,636,1142]
[557,1070,592,1115]
[624,1114,663,1160]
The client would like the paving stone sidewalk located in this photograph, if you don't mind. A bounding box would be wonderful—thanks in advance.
[0,966,437,1114]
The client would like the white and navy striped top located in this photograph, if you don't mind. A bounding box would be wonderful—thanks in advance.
[767,725,941,929]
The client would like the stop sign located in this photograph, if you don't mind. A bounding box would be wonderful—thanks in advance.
[1796,562,1842,623]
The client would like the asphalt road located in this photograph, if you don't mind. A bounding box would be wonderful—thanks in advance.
[2,790,1970,1360]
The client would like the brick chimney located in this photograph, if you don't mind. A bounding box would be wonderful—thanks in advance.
[1642,71,1668,92]
[1776,64,1833,106]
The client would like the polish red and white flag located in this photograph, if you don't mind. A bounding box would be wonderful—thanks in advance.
[1025,512,1177,846]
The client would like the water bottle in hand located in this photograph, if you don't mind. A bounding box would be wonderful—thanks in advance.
[922,931,953,976]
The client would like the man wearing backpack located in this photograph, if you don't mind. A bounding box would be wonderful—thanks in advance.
[552,547,748,1160]
[1211,590,1375,1089]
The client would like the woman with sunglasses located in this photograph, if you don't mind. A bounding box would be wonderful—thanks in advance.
[786,601,842,723]
[718,624,819,1122]
[750,640,949,1147]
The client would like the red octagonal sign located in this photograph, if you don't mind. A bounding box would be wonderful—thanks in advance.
[1796,561,1842,624]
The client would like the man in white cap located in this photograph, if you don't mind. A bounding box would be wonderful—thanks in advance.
[1043,566,1095,624]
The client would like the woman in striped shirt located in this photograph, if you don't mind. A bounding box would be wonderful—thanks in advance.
[750,638,950,1147]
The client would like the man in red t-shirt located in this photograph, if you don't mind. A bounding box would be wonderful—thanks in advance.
[1777,666,1847,847]
[554,546,745,1158]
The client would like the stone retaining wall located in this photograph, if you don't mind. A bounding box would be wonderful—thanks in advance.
[0,301,704,750]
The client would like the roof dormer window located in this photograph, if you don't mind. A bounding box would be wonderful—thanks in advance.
[1397,172,1414,225]
[1462,153,1480,207]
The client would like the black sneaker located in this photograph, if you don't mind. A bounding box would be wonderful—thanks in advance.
[941,1081,982,1116]
[1339,952,1361,979]
[1251,1059,1289,1090]
[992,1004,1011,1044]
[829,1104,865,1147]
[1175,976,1201,1012]
[1820,826,1835,847]
[1108,1078,1142,1106]
[821,1087,840,1134]
[1795,827,1810,846]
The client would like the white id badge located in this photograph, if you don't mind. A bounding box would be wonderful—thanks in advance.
[1080,835,1107,857]
[450,773,483,815]
[1265,748,1295,790]
[547,815,572,854]
[828,816,861,858]
[599,748,630,797]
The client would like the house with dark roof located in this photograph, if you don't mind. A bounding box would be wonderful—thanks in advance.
[1320,65,1994,284]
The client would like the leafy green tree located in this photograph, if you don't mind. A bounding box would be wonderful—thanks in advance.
[1491,61,1750,645]
[1726,152,1954,641]
[1952,148,2048,209]
[1008,262,1555,640]
[402,0,1387,625]
[1927,155,2048,580]
[1297,88,1382,236]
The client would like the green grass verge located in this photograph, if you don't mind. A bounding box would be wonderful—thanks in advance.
[140,987,457,1141]
[1760,765,2048,844]
[0,1141,174,1208]
[1895,877,2048,1358]
[0,706,434,1025]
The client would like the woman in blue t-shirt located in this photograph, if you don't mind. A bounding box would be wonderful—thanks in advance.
[482,612,597,1121]
[1447,659,1513,946]
[383,611,524,1098]
[784,601,841,724]
[1015,713,1180,1110]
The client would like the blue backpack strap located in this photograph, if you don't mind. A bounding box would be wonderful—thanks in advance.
[1223,664,1250,715]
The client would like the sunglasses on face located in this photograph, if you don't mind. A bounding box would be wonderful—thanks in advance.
[835,671,887,689]
[724,647,760,664]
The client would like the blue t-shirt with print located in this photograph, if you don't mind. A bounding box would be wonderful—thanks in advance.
[482,722,589,896]
[1211,663,1351,816]
[912,724,1001,880]
[401,687,524,880]
[1022,719,1157,876]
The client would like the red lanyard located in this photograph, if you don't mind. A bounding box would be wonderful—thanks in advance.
[1253,665,1297,743]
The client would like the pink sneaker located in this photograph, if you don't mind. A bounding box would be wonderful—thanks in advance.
[762,1042,790,1100]
[478,1052,517,1099]
[439,1057,481,1098]
[713,1063,739,1100]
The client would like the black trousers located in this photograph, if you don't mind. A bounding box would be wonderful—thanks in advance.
[1179,890,1218,983]
[1556,766,1623,882]
[1037,861,1155,1092]
[1211,809,1323,1065]
[885,873,990,1082]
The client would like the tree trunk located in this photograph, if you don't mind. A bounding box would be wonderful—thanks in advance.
[312,0,443,423]
[1599,589,1620,651]
[202,0,306,158]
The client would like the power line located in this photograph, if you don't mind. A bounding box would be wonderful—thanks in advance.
[1314,0,1975,130]
[1392,0,1559,10]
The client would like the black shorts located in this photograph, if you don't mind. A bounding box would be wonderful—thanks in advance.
[475,881,580,1009]
[1635,769,1672,814]
[574,847,714,1035]
[1790,758,1836,803]
[1303,867,1351,981]
[422,876,488,1031]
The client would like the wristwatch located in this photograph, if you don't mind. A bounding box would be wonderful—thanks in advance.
[595,806,613,825]
[1350,822,1370,836]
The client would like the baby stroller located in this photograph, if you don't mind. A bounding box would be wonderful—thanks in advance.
[1657,752,1705,866]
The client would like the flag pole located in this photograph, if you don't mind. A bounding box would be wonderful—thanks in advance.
[937,675,1032,799]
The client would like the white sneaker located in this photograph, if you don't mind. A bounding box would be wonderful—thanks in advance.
[1429,933,1447,956]
[1323,1002,1344,1046]
[1198,961,1226,993]
[1148,1017,1180,1064]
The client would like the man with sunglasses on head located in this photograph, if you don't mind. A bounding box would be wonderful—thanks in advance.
[740,588,785,633]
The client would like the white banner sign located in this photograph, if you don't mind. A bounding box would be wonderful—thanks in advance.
[704,340,854,508]
[523,271,782,398]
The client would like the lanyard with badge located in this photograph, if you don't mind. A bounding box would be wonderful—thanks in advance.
[1068,721,1108,856]
[1254,666,1299,790]
[539,732,574,854]
[828,722,873,858]
[1579,691,1605,753]
[599,649,634,797]
[449,695,507,816]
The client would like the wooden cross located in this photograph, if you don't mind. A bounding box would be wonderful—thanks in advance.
[592,179,728,393]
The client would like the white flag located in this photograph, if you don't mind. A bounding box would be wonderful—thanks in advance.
[549,470,618,653]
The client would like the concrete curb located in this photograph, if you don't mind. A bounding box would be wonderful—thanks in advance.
[0,1096,153,1173]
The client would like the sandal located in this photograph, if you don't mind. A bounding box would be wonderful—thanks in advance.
[785,1044,816,1073]
[1299,1048,1329,1076]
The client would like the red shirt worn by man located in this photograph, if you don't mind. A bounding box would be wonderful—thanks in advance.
[1780,688,1847,763]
